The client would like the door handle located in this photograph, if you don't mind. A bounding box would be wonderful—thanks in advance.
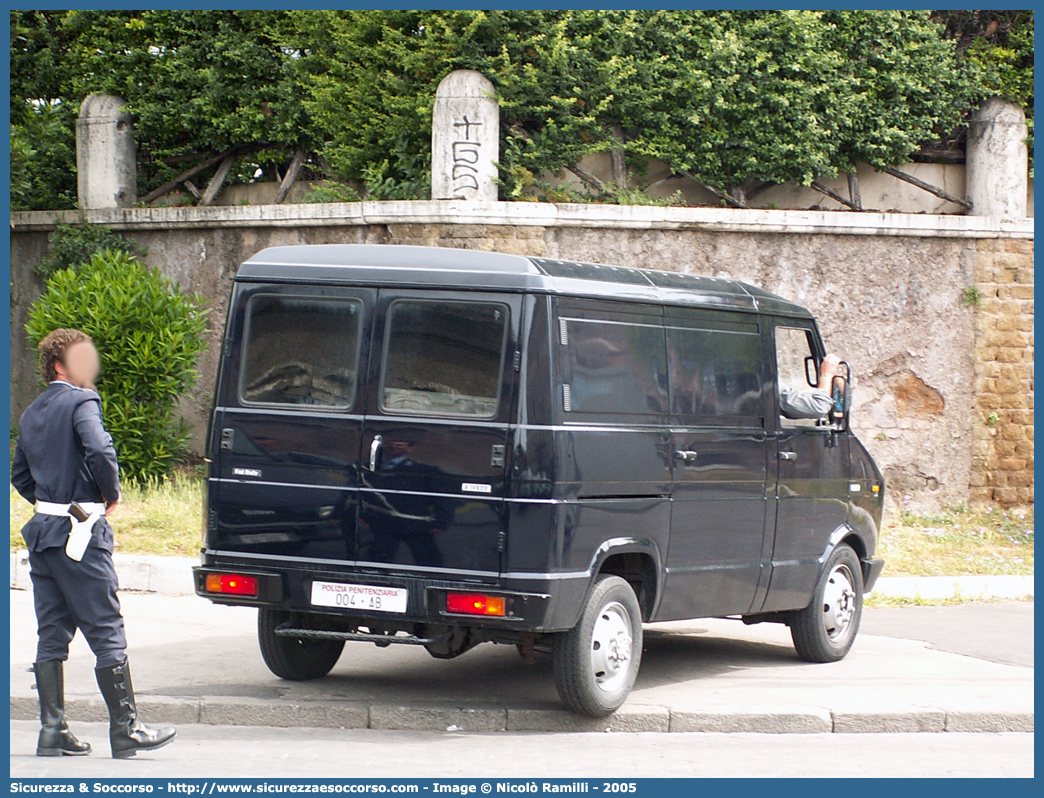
[369,435,383,471]
[778,451,798,461]
[673,450,698,465]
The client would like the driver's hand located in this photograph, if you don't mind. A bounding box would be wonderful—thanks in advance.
[105,494,121,516]
[819,354,842,389]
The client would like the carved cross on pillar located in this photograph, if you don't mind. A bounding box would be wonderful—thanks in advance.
[432,71,500,201]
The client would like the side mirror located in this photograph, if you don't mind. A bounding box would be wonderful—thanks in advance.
[804,356,819,387]
[829,362,853,431]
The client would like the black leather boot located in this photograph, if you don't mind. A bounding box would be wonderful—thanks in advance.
[34,661,91,757]
[95,659,176,759]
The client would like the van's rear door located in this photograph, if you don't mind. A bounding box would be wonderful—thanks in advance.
[211,284,374,562]
[356,290,521,581]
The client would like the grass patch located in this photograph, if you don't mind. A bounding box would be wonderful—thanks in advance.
[878,504,1033,577]
[10,474,203,557]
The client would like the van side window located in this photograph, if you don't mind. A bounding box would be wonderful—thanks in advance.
[667,326,762,420]
[382,300,507,418]
[240,295,362,408]
[775,326,820,428]
[559,318,668,415]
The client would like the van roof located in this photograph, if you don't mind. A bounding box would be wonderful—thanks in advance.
[237,244,811,318]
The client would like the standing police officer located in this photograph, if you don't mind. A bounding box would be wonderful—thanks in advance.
[11,328,176,759]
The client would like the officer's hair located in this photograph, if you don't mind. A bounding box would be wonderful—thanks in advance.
[38,328,92,383]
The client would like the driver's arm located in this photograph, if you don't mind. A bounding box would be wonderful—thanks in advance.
[779,385,833,420]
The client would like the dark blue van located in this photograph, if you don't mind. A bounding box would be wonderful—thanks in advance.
[194,244,884,717]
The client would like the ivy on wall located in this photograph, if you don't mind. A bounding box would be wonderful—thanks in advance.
[9,9,1033,209]
[934,10,1034,176]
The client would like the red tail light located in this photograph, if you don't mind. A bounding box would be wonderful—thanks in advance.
[446,593,506,616]
[205,573,258,597]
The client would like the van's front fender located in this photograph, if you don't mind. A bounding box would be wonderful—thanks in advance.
[817,523,883,593]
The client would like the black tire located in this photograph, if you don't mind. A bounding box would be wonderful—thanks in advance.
[552,575,643,717]
[790,544,863,663]
[258,609,345,681]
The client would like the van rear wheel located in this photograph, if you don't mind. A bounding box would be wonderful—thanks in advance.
[790,544,863,663]
[258,609,345,681]
[552,575,643,717]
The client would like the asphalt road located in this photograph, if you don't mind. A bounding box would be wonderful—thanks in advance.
[8,721,1034,778]
[860,600,1034,667]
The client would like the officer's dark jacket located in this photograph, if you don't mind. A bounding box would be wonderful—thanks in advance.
[11,382,120,553]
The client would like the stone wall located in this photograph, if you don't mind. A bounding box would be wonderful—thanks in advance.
[970,237,1035,506]
[9,202,1034,510]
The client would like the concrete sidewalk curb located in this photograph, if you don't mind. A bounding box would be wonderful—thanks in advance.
[8,695,1033,735]
[9,550,1036,601]
[868,574,1035,601]
[11,551,197,595]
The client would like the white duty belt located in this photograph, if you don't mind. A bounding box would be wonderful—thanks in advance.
[35,501,106,517]
[33,501,106,562]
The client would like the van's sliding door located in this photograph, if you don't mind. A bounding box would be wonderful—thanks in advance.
[356,290,521,581]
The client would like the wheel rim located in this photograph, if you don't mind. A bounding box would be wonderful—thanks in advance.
[590,601,634,693]
[821,563,858,643]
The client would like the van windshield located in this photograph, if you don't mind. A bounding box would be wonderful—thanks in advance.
[381,300,507,418]
[239,295,362,408]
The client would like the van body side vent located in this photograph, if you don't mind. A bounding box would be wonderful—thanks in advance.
[562,383,572,412]
[559,318,569,346]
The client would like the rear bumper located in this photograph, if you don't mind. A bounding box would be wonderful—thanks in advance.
[192,560,565,632]
[862,557,885,592]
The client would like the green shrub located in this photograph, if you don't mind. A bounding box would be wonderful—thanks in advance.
[10,122,36,212]
[9,100,78,212]
[36,222,144,279]
[298,182,362,204]
[25,249,209,482]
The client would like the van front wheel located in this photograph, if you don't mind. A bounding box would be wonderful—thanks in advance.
[790,544,863,663]
[258,609,345,681]
[552,575,643,717]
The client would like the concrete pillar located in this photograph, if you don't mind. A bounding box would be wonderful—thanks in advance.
[76,94,137,209]
[431,70,499,201]
[966,97,1028,218]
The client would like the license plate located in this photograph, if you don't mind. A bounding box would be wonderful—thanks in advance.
[310,580,408,613]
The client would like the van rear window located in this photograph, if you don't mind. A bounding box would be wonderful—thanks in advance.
[381,300,507,418]
[239,295,362,408]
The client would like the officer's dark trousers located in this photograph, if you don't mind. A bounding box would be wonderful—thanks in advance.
[29,544,127,668]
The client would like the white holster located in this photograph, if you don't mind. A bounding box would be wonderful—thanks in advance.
[34,501,106,562]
